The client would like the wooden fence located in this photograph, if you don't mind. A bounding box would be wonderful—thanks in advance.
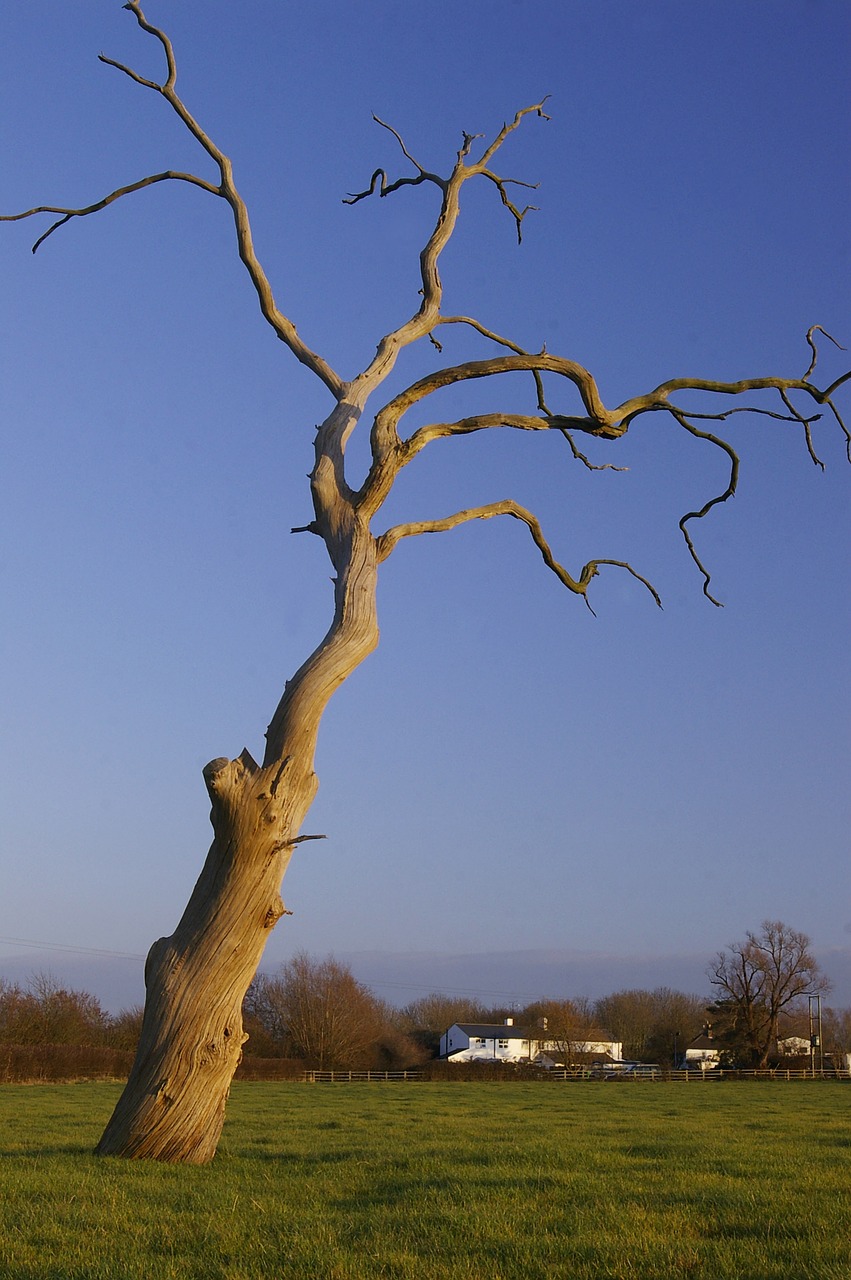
[1,1049,847,1086]
[302,1070,424,1083]
[299,1067,848,1084]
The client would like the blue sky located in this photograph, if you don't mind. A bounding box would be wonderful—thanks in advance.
[1,1,849,1011]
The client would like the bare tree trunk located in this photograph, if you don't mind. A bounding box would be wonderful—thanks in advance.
[96,519,379,1162]
[94,755,312,1160]
[756,1014,780,1070]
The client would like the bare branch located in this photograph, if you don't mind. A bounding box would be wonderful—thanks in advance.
[436,313,534,353]
[371,353,619,458]
[5,0,346,399]
[398,412,626,471]
[675,404,821,425]
[404,412,575,452]
[803,324,845,382]
[667,409,740,607]
[347,102,552,396]
[121,0,177,91]
[779,390,824,468]
[343,116,447,204]
[362,330,849,601]
[471,100,551,241]
[558,428,628,472]
[590,561,663,611]
[820,395,851,462]
[614,370,845,424]
[479,169,539,243]
[437,314,553,410]
[475,99,552,168]
[668,396,826,466]
[432,322,617,478]
[343,168,435,204]
[357,352,619,522]
[658,369,850,464]
[375,498,662,612]
[821,369,851,403]
[374,115,429,172]
[8,22,849,626]
[97,53,161,92]
[0,172,221,253]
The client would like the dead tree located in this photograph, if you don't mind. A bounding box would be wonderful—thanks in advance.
[3,3,848,1162]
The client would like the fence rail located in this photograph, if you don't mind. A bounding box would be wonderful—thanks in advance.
[296,1067,849,1084]
[1,1049,848,1086]
[301,1070,423,1083]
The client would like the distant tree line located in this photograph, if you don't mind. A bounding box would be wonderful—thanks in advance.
[2,922,847,1077]
[0,973,142,1051]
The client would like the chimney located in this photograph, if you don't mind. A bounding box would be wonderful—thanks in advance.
[504,1017,513,1026]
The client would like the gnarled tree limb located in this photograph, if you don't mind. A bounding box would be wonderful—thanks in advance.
[355,337,849,602]
[343,115,447,202]
[375,498,663,613]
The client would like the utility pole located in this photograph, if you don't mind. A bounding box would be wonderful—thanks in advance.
[808,994,824,1077]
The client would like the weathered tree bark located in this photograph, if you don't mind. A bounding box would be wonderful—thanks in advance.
[97,511,380,1160]
[4,4,847,1161]
[95,755,312,1161]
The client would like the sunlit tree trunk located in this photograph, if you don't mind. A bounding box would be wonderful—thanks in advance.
[95,758,312,1161]
[97,518,379,1161]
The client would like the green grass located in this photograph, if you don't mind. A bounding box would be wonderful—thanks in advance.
[0,1082,848,1279]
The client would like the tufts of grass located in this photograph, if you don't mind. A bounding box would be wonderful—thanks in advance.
[0,1081,848,1278]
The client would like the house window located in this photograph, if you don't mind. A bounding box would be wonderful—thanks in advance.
[498,1039,509,1049]
[475,1038,487,1046]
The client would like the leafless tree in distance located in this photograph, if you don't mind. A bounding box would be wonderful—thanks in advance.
[2,4,848,1161]
[709,920,832,1067]
[246,954,393,1071]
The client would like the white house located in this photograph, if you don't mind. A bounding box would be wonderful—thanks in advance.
[777,1035,811,1056]
[439,1017,622,1065]
[684,1029,720,1071]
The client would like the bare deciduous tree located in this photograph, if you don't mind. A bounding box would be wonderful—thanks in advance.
[3,5,848,1161]
[709,920,831,1068]
[246,955,421,1071]
[822,1006,851,1070]
[523,998,597,1066]
[398,993,490,1058]
[246,954,390,1071]
[593,987,707,1064]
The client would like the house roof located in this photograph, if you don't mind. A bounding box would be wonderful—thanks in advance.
[447,1022,618,1043]
[686,1035,718,1050]
[450,1023,533,1039]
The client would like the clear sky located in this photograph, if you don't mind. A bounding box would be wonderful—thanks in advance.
[1,2,849,1011]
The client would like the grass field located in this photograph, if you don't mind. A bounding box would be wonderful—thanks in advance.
[0,1081,848,1279]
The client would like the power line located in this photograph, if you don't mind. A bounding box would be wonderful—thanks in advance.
[0,937,566,1004]
[341,974,561,1002]
[0,935,144,961]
